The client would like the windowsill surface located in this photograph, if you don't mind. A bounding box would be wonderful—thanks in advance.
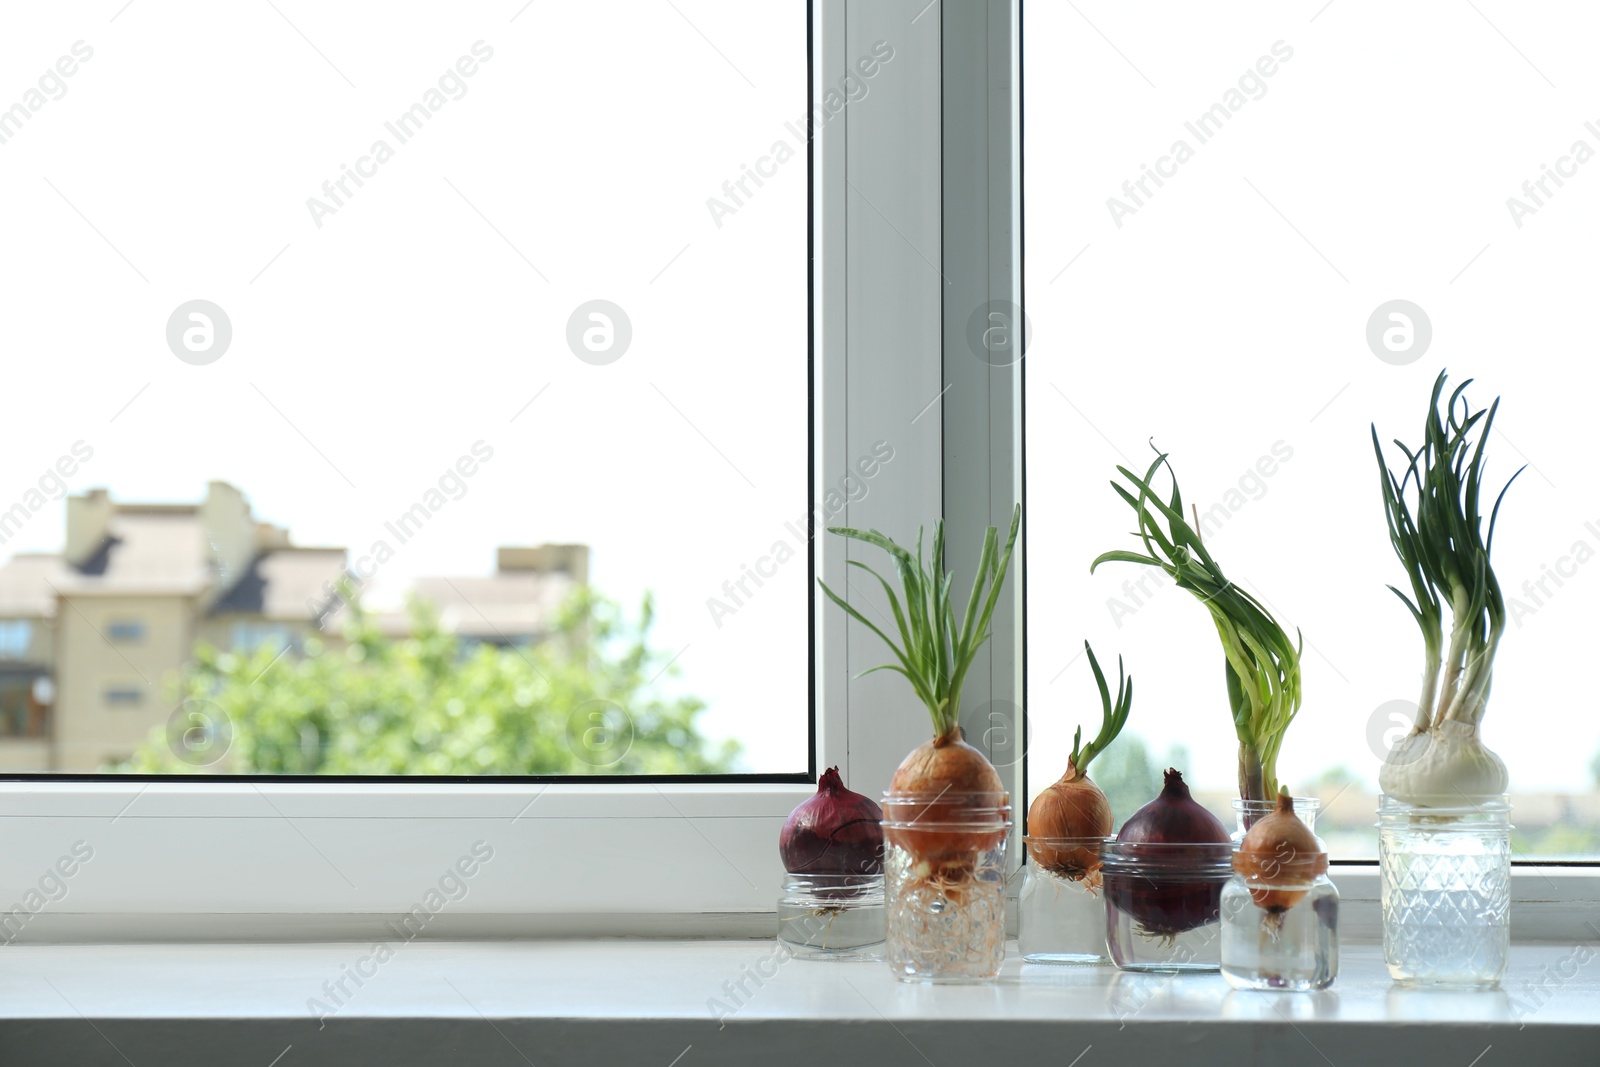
[2,940,1596,1065]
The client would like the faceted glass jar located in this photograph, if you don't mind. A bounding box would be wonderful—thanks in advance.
[1221,872,1339,990]
[776,873,885,960]
[1102,841,1232,972]
[881,792,1011,983]
[1019,836,1109,964]
[1379,795,1511,987]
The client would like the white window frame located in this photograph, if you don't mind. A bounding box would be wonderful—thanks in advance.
[0,0,1593,943]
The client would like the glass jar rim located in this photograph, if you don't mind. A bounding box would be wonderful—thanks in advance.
[881,789,1011,803]
[1021,833,1111,846]
[1100,840,1233,874]
[1377,794,1511,818]
[1231,796,1321,811]
[880,791,1011,828]
[781,871,885,888]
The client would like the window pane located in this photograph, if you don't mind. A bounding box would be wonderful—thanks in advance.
[1024,3,1600,856]
[0,3,807,776]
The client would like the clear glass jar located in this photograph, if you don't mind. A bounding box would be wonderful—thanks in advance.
[1019,836,1108,964]
[1232,797,1321,841]
[1221,871,1338,990]
[1102,841,1232,972]
[881,791,1011,983]
[1379,795,1511,987]
[775,872,885,960]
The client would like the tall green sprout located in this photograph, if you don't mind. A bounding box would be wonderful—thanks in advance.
[1091,450,1301,802]
[818,504,1021,738]
[1373,371,1521,734]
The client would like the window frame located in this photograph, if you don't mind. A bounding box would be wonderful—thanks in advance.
[0,0,1593,943]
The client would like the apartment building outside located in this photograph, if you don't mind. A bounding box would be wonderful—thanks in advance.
[0,483,587,772]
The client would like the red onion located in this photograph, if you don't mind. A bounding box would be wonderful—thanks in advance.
[779,767,884,876]
[1105,768,1231,937]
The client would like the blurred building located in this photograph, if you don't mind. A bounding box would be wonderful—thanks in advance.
[0,483,587,772]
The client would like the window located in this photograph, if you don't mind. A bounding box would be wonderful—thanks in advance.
[0,0,1014,933]
[1023,2,1600,859]
[103,686,144,707]
[105,619,145,644]
[1,2,809,780]
[229,622,291,655]
[0,0,1592,942]
[0,619,32,659]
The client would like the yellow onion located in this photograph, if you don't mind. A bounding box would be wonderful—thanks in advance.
[1026,762,1112,878]
[1232,789,1326,914]
[1025,642,1131,882]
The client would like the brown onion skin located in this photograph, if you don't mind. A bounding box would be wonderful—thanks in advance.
[1104,768,1231,937]
[1235,790,1322,912]
[885,730,1006,869]
[1026,763,1112,878]
[780,766,884,875]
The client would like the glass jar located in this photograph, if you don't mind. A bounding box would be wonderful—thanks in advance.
[1019,836,1108,964]
[1221,869,1338,990]
[775,872,885,960]
[1379,795,1511,987]
[880,791,1011,983]
[1232,797,1321,841]
[1102,841,1232,972]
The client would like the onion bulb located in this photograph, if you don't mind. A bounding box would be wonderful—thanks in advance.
[1026,642,1131,881]
[885,731,1006,876]
[1232,788,1327,915]
[779,766,884,877]
[1104,768,1231,938]
[1378,720,1508,807]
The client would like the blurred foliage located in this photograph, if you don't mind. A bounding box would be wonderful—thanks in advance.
[119,587,738,775]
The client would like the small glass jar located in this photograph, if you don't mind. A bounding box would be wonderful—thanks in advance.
[1102,841,1232,972]
[1233,797,1321,841]
[776,872,885,960]
[1379,795,1511,987]
[881,791,1011,983]
[1019,836,1108,964]
[1221,862,1338,991]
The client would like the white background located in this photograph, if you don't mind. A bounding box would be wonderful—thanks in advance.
[1024,1,1600,799]
[0,1,809,772]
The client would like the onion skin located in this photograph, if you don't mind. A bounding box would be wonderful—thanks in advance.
[1233,790,1326,913]
[1026,762,1112,879]
[1105,768,1231,938]
[1378,720,1508,806]
[779,766,884,876]
[885,730,1006,872]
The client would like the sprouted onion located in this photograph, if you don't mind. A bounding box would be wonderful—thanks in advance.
[1026,641,1132,881]
[1372,371,1522,806]
[1091,448,1303,803]
[1232,788,1326,928]
[818,504,1021,879]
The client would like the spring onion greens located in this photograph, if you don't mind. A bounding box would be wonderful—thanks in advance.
[1372,371,1522,805]
[817,504,1021,738]
[1091,449,1302,803]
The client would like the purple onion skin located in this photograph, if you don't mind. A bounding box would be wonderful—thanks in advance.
[1116,767,1229,845]
[779,766,885,876]
[1106,768,1230,937]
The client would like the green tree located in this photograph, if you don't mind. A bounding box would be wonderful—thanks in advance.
[122,588,738,775]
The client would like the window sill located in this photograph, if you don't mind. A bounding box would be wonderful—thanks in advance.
[3,940,1595,1065]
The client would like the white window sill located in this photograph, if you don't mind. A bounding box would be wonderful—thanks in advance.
[3,940,1595,1065]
